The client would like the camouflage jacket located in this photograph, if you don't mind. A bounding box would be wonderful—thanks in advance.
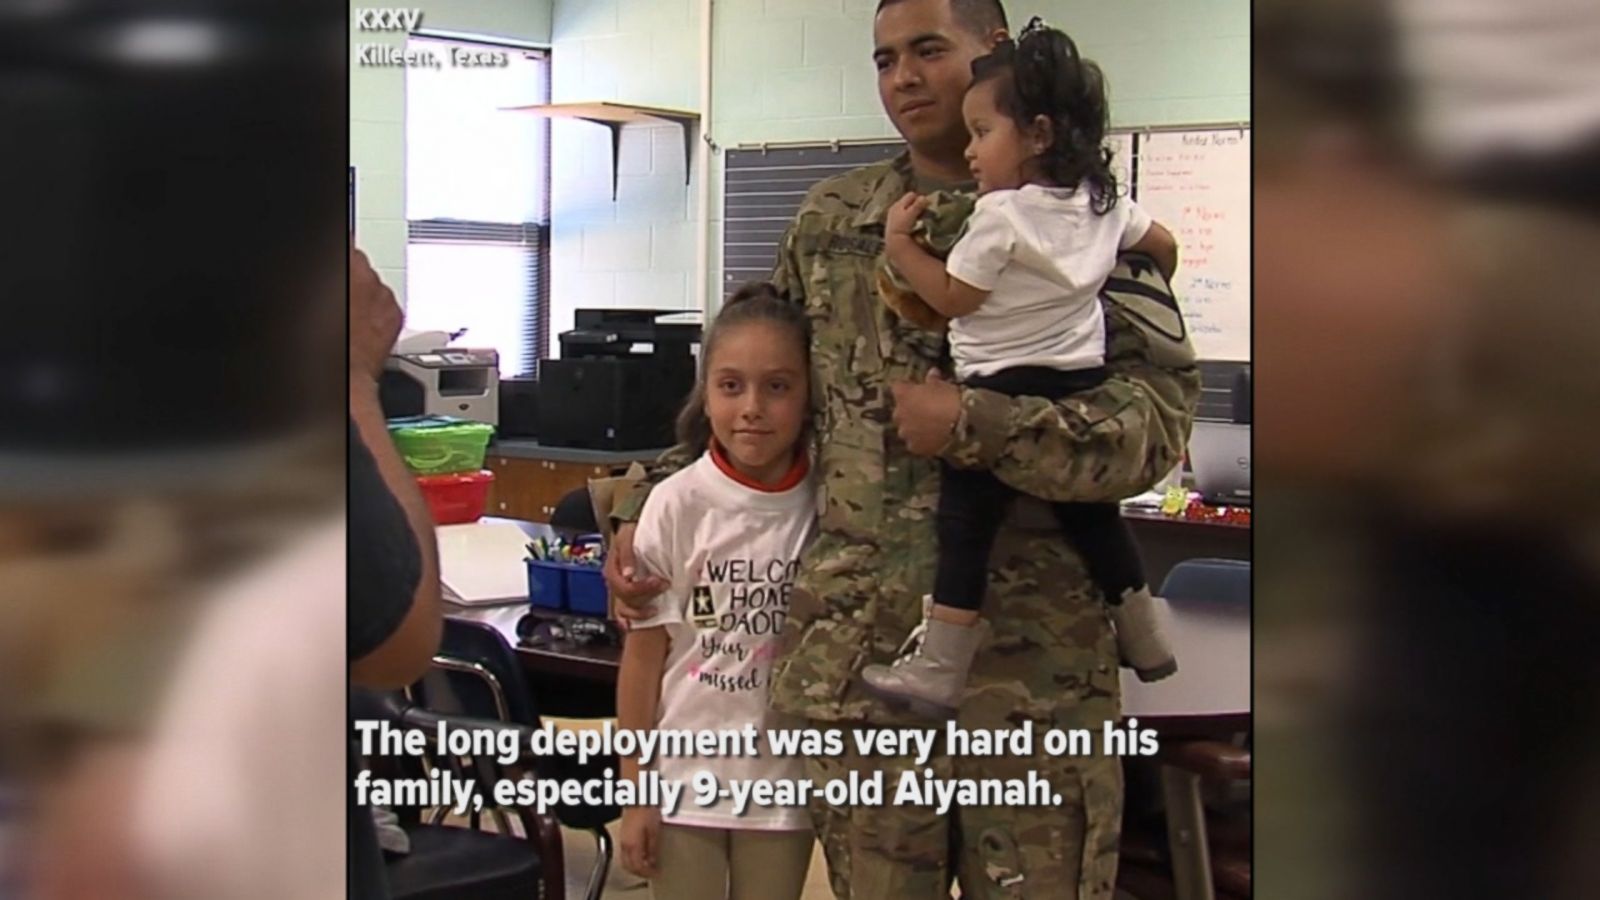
[615,154,1199,727]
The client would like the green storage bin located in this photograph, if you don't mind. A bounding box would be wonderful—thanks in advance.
[386,416,496,475]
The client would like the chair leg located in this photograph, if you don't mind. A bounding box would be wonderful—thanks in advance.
[516,810,564,900]
[584,826,613,900]
[1160,765,1215,900]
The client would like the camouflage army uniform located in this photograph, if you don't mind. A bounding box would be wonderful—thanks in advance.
[615,154,1198,899]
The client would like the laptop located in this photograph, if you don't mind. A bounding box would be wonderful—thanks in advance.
[1188,421,1251,506]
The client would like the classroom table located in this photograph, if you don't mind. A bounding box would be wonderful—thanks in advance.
[453,601,620,684]
[448,513,1249,730]
[449,600,1249,731]
[1121,505,1251,594]
[1119,587,1250,737]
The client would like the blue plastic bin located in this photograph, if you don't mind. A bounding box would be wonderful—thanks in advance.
[566,567,608,617]
[527,560,567,610]
[526,534,607,615]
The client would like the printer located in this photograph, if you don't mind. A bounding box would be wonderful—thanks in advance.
[538,309,700,450]
[380,331,500,426]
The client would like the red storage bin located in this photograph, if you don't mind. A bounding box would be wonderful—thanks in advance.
[416,470,495,525]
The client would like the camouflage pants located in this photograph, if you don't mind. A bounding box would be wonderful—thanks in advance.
[804,722,1123,899]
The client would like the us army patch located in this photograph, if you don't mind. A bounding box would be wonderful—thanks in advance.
[690,585,717,628]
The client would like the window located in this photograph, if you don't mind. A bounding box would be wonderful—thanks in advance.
[405,36,550,377]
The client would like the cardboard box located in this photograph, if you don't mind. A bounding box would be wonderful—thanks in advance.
[585,462,648,620]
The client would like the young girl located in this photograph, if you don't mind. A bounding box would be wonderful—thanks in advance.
[616,284,815,900]
[862,19,1181,716]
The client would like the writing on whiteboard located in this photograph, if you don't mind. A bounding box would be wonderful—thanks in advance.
[1134,130,1251,361]
[1182,132,1244,147]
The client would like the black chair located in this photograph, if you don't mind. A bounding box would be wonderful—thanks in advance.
[352,689,565,900]
[549,485,600,541]
[410,617,619,900]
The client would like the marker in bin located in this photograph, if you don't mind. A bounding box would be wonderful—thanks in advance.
[525,535,604,566]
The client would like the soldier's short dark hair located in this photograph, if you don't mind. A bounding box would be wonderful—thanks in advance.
[875,0,1009,39]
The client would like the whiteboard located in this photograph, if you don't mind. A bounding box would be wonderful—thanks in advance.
[1134,129,1251,361]
[1107,133,1135,201]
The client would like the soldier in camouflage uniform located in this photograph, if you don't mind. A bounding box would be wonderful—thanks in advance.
[607,1,1198,896]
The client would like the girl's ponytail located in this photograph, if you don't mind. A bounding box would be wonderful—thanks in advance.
[972,18,1120,213]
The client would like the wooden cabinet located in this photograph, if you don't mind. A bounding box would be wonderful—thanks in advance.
[485,455,620,523]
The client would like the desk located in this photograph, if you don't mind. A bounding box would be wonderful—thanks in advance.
[484,441,662,523]
[447,606,1248,733]
[1121,506,1250,591]
[1120,590,1250,737]
[1117,508,1250,734]
[450,602,620,684]
[445,519,1249,730]
[445,519,620,714]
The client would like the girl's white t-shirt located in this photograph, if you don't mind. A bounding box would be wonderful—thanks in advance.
[630,450,815,831]
[944,184,1153,379]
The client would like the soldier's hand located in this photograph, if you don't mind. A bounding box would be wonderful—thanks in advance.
[886,192,928,237]
[604,523,668,621]
[891,369,962,456]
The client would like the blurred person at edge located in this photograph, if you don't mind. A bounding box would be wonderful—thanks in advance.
[1,3,346,896]
[4,255,346,889]
[8,254,428,900]
[1254,1,1600,899]
[130,250,440,900]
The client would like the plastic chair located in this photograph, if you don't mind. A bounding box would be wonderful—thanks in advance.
[550,485,600,540]
[410,617,619,900]
[1160,558,1250,613]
